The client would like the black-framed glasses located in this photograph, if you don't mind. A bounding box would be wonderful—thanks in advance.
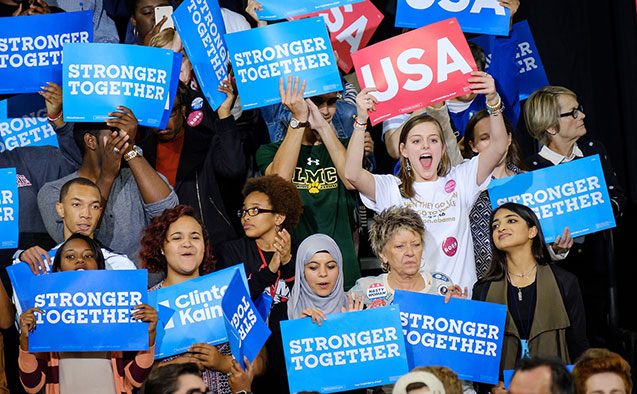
[237,207,277,218]
[560,105,584,119]
[310,95,339,107]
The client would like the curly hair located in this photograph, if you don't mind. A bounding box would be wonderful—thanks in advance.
[139,205,215,275]
[369,207,425,271]
[242,175,304,231]
[572,348,632,394]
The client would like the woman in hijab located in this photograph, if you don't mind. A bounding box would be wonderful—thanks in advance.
[263,234,362,393]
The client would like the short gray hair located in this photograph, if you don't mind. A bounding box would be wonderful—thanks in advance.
[369,207,425,270]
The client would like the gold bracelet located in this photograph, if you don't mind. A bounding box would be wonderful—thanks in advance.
[486,93,501,110]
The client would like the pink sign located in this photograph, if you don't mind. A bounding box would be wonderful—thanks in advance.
[351,18,477,125]
[288,1,383,73]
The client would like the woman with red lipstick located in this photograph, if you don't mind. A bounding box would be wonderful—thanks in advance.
[18,233,158,394]
[140,205,265,394]
[345,73,508,296]
[472,203,588,394]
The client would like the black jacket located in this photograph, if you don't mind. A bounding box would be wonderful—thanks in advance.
[139,116,246,245]
[473,264,589,366]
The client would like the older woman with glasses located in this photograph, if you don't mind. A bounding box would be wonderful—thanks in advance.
[524,86,626,347]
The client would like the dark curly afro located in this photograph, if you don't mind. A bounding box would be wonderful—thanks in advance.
[242,175,303,231]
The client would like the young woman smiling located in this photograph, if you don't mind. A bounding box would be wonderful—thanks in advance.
[345,72,509,295]
[472,203,588,394]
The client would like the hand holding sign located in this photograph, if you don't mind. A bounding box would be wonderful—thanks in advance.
[13,0,51,17]
[228,357,255,394]
[354,86,378,124]
[245,0,267,27]
[19,307,45,350]
[188,343,229,372]
[551,227,573,255]
[468,71,498,103]
[100,130,129,179]
[38,82,63,124]
[105,106,138,144]
[216,79,237,120]
[131,304,159,346]
[19,246,52,275]
[280,76,308,122]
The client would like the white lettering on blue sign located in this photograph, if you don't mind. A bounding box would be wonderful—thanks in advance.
[288,327,400,370]
[66,64,167,101]
[400,311,499,357]
[186,0,228,82]
[0,32,90,69]
[33,291,143,324]
[230,296,258,341]
[495,176,604,219]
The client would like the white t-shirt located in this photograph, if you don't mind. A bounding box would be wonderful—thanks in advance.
[360,156,488,294]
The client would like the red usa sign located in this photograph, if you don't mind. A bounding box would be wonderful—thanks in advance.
[288,1,383,73]
[351,18,476,125]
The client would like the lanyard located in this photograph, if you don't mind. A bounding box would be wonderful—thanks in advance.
[256,243,280,299]
[509,281,535,358]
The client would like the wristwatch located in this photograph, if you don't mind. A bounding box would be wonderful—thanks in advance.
[124,145,143,162]
[289,117,309,129]
[235,391,252,394]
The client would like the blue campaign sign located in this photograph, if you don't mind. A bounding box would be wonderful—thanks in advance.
[62,43,181,128]
[0,116,58,153]
[6,262,34,312]
[225,18,342,109]
[0,11,93,94]
[173,0,228,111]
[257,0,364,20]
[393,290,507,385]
[0,168,18,249]
[471,20,549,101]
[147,264,249,359]
[488,155,616,243]
[395,0,510,36]
[222,271,271,368]
[27,269,149,352]
[281,306,408,393]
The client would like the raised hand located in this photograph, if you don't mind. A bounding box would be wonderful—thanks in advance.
[20,246,51,275]
[280,76,308,123]
[468,71,498,105]
[300,307,327,326]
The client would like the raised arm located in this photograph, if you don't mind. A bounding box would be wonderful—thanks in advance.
[306,99,354,190]
[105,106,173,204]
[264,77,307,180]
[209,80,246,178]
[470,71,508,185]
[344,88,378,200]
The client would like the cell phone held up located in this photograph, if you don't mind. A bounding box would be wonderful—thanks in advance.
[154,6,174,32]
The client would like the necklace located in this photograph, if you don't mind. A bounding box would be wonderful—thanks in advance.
[507,269,536,301]
[508,264,538,278]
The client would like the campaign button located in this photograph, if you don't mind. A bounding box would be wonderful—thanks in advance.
[442,236,458,257]
[444,179,456,193]
[366,283,387,300]
[187,110,203,127]
[191,97,204,110]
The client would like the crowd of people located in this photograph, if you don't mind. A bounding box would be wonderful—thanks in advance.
[0,0,631,393]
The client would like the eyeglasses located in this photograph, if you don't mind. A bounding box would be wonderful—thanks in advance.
[560,105,584,119]
[310,95,339,107]
[237,207,277,218]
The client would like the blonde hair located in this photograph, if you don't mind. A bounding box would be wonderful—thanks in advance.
[524,86,577,146]
[369,207,425,271]
[148,29,175,49]
[397,114,451,198]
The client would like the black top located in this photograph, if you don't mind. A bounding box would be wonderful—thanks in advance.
[506,281,537,340]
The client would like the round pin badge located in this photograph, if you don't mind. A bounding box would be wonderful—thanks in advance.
[442,236,458,257]
[191,97,204,110]
[187,110,203,127]
[366,282,387,300]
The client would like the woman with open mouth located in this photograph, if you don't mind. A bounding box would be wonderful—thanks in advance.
[345,72,509,296]
[140,205,265,394]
